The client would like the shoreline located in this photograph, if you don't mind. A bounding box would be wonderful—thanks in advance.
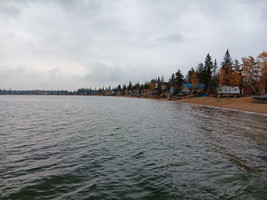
[172,96,267,115]
[121,95,267,115]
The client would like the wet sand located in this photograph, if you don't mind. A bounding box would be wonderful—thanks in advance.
[174,96,267,114]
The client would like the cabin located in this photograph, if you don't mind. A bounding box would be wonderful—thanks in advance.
[181,83,205,94]
[169,87,179,96]
[181,85,190,94]
[217,85,240,95]
[154,82,169,95]
[161,83,169,92]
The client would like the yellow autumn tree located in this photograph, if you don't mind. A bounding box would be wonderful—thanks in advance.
[242,56,261,94]
[230,71,241,86]
[190,69,198,92]
[148,82,155,94]
[217,69,226,87]
[218,64,241,87]
[257,51,267,95]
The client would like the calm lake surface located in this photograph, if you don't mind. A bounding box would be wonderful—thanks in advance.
[0,96,267,200]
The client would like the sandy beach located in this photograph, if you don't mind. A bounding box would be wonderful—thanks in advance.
[174,96,267,114]
[122,95,267,114]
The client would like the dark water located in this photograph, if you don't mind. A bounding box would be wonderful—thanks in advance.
[0,96,267,200]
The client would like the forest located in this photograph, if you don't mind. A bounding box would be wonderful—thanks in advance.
[77,50,267,97]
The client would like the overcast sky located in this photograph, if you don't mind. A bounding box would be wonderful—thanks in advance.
[0,0,266,90]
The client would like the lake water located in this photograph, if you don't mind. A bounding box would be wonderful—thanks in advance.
[0,96,267,200]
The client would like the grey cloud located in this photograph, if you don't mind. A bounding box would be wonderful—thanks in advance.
[44,32,61,44]
[15,66,28,74]
[0,0,267,90]
[83,62,155,86]
[84,63,131,84]
[53,0,102,18]
[48,67,62,79]
[0,1,21,18]
[155,33,183,43]
[0,66,82,90]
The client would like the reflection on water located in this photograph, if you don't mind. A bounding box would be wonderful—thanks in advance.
[0,96,266,199]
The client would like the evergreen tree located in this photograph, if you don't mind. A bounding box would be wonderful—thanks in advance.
[186,68,193,83]
[144,82,149,90]
[175,69,185,88]
[169,73,175,87]
[210,59,219,92]
[233,59,242,74]
[197,63,205,83]
[218,49,242,87]
[213,59,218,77]
[122,84,127,95]
[221,49,233,71]
[128,81,132,90]
[204,53,213,92]
[117,84,121,90]
[136,81,140,88]
[150,78,156,84]
[134,82,140,93]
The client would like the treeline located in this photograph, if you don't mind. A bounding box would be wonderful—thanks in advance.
[1,50,266,97]
[0,90,73,95]
[77,49,266,97]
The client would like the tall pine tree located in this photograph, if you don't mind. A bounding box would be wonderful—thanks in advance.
[233,59,242,74]
[211,59,219,92]
[197,63,205,84]
[213,59,218,77]
[169,73,175,87]
[221,49,233,71]
[128,81,132,91]
[175,69,184,89]
[204,53,213,92]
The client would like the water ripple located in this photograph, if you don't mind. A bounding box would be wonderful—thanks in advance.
[0,96,267,199]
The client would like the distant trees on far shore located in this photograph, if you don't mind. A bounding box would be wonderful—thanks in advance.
[0,89,73,95]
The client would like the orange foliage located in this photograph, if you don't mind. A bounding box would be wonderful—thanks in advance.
[242,56,261,93]
[257,51,267,95]
[218,64,241,86]
[190,70,198,91]
[190,70,198,85]
[230,71,241,86]
[148,83,155,93]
